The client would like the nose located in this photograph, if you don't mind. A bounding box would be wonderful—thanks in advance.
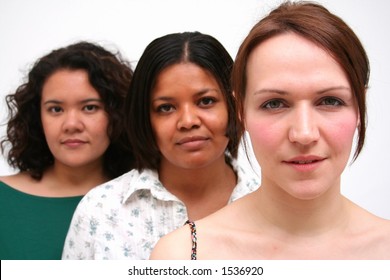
[62,110,84,133]
[177,105,201,130]
[288,105,320,145]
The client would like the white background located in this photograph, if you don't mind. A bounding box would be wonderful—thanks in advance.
[0,0,389,219]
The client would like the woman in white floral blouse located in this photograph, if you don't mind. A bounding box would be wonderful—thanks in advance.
[62,31,260,260]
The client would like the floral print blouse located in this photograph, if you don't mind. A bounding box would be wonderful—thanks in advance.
[62,159,259,260]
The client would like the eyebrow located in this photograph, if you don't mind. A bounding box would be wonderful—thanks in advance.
[317,86,351,94]
[42,98,103,105]
[253,89,287,96]
[253,86,351,96]
[152,88,221,102]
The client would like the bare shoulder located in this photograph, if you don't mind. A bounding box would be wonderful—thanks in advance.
[367,216,390,258]
[351,205,390,258]
[150,224,193,260]
[353,204,390,233]
[0,172,35,188]
[371,215,390,241]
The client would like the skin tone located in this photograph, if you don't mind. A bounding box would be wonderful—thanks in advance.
[150,62,236,220]
[0,69,110,197]
[150,33,390,260]
[245,32,357,203]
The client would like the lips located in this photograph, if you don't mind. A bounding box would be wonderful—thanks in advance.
[290,159,320,164]
[285,155,324,164]
[176,136,209,145]
[176,135,210,150]
[62,139,87,148]
[283,155,325,172]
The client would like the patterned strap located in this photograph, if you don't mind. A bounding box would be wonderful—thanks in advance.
[185,220,197,260]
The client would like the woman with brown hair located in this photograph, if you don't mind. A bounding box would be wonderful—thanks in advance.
[0,41,134,259]
[150,1,390,260]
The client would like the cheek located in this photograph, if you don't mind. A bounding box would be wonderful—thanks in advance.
[329,117,357,151]
[41,118,56,141]
[211,115,228,134]
[207,107,229,134]
[246,118,282,159]
[150,118,165,146]
[92,118,109,138]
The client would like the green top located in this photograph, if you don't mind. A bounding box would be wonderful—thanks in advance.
[0,181,83,260]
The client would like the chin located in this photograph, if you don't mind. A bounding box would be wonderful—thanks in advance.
[295,189,328,201]
[180,160,216,170]
[285,183,328,201]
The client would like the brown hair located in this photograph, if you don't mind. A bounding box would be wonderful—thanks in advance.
[1,41,135,179]
[233,1,369,160]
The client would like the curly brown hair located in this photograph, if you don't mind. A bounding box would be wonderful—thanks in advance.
[1,41,135,179]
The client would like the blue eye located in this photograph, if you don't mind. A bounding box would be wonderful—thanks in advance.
[319,97,344,106]
[262,99,285,109]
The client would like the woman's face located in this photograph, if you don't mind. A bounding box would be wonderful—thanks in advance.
[244,33,359,200]
[41,69,110,170]
[150,63,229,170]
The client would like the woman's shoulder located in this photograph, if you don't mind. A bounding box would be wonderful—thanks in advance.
[151,204,246,260]
[76,169,147,211]
[0,172,40,192]
[366,213,390,238]
[349,203,390,257]
[83,169,138,195]
[150,223,193,260]
[350,200,390,229]
[360,217,390,258]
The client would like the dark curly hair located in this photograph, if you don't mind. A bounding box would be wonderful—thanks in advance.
[1,41,135,179]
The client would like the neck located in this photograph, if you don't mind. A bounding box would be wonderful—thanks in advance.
[42,161,109,196]
[158,157,237,220]
[253,178,350,236]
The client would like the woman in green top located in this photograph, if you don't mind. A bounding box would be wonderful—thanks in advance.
[0,41,134,259]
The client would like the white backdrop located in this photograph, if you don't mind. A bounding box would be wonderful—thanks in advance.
[1,0,389,219]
